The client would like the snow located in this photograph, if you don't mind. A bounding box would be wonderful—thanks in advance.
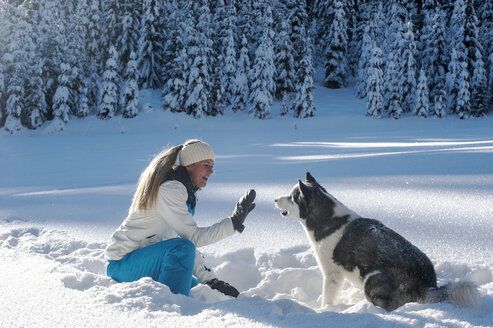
[1,82,493,327]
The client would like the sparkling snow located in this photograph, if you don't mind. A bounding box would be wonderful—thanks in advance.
[1,84,492,327]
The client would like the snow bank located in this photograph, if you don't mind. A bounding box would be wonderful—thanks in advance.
[1,221,492,328]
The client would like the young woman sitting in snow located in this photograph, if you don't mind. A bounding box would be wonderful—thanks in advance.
[105,139,256,297]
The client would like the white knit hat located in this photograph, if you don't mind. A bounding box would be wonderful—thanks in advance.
[179,141,215,166]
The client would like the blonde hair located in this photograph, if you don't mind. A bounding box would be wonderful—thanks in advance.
[130,139,202,212]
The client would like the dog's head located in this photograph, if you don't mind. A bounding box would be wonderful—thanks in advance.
[275,172,337,221]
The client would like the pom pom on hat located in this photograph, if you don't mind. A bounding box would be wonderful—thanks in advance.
[179,141,215,166]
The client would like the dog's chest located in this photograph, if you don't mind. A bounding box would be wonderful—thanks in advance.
[305,225,344,271]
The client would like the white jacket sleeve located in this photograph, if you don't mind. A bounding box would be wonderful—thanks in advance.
[156,181,235,248]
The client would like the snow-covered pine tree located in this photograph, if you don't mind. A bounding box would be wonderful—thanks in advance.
[323,0,348,89]
[274,19,295,101]
[310,0,332,64]
[479,1,493,108]
[137,0,164,89]
[287,0,308,67]
[446,19,468,116]
[464,1,487,117]
[98,46,120,119]
[366,44,384,118]
[456,60,471,119]
[209,0,227,116]
[118,0,141,70]
[488,53,493,112]
[250,9,275,119]
[222,28,237,111]
[184,53,208,118]
[231,34,250,113]
[102,0,122,67]
[383,53,402,119]
[400,20,417,114]
[425,7,448,118]
[162,12,190,113]
[52,62,72,124]
[184,2,212,118]
[86,0,103,108]
[292,33,315,118]
[414,69,430,117]
[0,62,4,127]
[122,51,139,118]
[236,0,253,57]
[446,48,460,115]
[3,6,31,133]
[23,50,47,129]
[355,22,373,99]
[420,0,436,82]
[470,48,488,117]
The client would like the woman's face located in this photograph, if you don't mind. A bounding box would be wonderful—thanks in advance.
[187,159,214,188]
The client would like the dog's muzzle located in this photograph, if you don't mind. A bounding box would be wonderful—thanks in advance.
[274,198,289,217]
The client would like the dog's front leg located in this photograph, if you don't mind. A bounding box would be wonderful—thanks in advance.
[321,271,343,307]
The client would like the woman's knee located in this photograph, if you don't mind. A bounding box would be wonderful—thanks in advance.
[166,238,196,259]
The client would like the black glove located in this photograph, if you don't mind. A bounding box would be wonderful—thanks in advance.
[206,278,240,298]
[230,189,256,233]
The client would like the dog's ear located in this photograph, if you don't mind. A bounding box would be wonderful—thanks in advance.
[306,172,317,184]
[298,179,310,197]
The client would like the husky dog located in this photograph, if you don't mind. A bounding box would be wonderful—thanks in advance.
[275,172,480,311]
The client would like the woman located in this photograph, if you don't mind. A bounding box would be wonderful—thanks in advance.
[105,139,256,297]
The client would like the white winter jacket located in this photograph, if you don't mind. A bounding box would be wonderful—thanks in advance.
[105,180,235,283]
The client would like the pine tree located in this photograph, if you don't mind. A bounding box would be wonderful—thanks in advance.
[456,60,471,119]
[400,21,417,113]
[414,69,430,117]
[383,53,402,119]
[86,0,103,109]
[446,49,460,115]
[366,45,384,118]
[184,3,212,118]
[292,34,315,118]
[122,51,139,118]
[137,0,164,89]
[426,7,448,117]
[118,0,141,69]
[311,0,332,64]
[355,22,373,99]
[464,1,487,117]
[52,62,72,124]
[488,53,493,112]
[24,54,47,129]
[3,7,31,133]
[0,62,4,127]
[250,26,275,120]
[161,8,188,113]
[209,0,226,116]
[287,0,308,68]
[420,0,437,83]
[274,19,296,100]
[232,34,250,113]
[86,0,103,76]
[222,28,237,111]
[470,48,488,117]
[323,0,348,89]
[98,46,120,119]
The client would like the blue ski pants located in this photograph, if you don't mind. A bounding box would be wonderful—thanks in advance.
[107,238,200,296]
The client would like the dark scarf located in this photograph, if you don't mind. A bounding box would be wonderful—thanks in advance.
[165,166,199,211]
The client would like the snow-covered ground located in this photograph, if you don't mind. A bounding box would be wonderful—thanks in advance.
[1,84,493,327]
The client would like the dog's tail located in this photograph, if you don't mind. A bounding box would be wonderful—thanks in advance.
[421,281,481,308]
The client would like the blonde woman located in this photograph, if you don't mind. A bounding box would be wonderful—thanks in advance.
[105,139,256,297]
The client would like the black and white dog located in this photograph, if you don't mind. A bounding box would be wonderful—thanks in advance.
[275,172,480,311]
